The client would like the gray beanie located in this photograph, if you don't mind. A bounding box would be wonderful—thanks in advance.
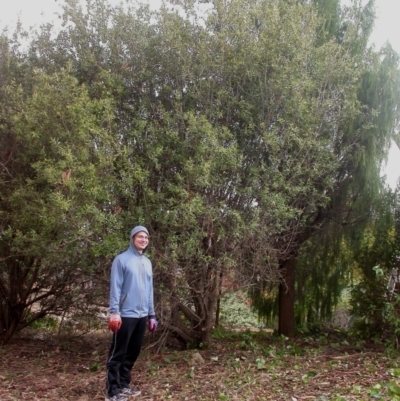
[130,226,149,238]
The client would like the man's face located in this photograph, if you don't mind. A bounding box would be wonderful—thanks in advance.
[132,232,149,253]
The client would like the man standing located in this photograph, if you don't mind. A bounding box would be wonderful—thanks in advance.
[105,226,157,401]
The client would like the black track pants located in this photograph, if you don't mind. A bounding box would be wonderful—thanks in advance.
[106,317,147,397]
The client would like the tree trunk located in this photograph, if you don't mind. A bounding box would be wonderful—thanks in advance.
[0,301,25,345]
[214,267,224,328]
[278,258,296,337]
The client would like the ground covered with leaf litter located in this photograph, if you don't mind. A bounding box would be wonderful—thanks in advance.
[1,329,400,401]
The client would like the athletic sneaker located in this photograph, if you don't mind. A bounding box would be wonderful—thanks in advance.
[105,394,128,401]
[121,387,141,397]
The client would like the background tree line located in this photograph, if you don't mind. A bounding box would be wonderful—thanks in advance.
[0,0,399,346]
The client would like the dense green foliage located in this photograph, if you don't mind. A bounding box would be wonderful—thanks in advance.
[350,190,400,344]
[250,0,400,335]
[0,63,120,342]
[0,0,399,345]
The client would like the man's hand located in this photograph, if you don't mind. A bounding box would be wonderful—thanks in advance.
[108,313,122,333]
[148,318,158,333]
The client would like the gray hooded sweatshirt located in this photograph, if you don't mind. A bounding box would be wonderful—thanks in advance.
[109,226,155,319]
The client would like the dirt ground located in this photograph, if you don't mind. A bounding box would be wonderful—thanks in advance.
[1,328,399,401]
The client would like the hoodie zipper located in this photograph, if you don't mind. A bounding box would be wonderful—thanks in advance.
[140,255,146,317]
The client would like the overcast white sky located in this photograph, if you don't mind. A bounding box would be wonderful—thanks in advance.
[1,0,399,189]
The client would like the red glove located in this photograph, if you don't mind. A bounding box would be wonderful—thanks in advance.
[108,314,122,333]
[148,318,158,333]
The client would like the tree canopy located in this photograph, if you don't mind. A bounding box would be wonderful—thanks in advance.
[1,0,399,345]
